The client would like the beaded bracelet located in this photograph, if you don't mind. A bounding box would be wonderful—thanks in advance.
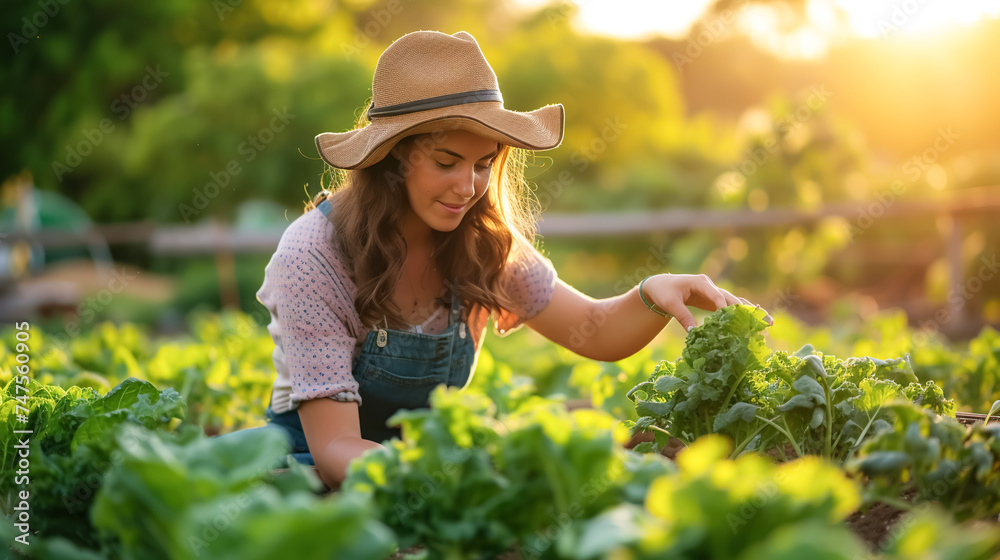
[638,275,672,320]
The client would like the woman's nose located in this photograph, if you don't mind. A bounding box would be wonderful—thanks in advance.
[453,169,476,198]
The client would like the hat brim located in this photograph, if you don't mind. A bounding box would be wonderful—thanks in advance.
[315,102,564,170]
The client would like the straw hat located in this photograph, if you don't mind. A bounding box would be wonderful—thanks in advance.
[315,30,565,170]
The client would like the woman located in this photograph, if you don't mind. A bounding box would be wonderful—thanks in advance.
[255,30,769,489]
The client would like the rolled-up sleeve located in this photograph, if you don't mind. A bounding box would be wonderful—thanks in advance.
[493,235,558,336]
[265,246,361,407]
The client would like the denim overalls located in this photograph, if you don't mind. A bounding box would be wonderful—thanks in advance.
[257,198,477,465]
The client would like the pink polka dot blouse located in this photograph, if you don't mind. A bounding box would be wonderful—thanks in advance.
[256,204,558,414]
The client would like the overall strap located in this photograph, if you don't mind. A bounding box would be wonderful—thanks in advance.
[318,197,334,221]
[449,283,462,326]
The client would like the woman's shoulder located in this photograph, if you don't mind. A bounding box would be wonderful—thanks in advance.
[258,201,358,315]
[274,201,341,259]
[503,232,554,277]
[264,201,356,290]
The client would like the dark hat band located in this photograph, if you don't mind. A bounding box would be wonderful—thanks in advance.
[367,89,503,120]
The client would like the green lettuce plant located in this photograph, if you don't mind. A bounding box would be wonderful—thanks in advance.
[627,305,955,463]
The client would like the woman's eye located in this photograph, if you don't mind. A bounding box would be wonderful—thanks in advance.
[435,159,494,171]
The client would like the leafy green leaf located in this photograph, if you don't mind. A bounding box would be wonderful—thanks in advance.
[854,378,899,412]
[654,375,685,394]
[853,451,911,473]
[713,402,759,431]
[809,407,825,430]
[636,399,674,418]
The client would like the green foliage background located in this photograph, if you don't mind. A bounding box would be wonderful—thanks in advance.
[3,0,1000,327]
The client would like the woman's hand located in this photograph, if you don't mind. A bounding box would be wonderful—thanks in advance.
[641,273,772,331]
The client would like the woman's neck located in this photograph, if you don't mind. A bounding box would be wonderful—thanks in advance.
[398,207,435,252]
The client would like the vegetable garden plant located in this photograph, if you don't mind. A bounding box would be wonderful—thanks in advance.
[2,306,1000,559]
[626,305,956,463]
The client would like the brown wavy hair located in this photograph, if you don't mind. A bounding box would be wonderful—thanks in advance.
[305,105,543,331]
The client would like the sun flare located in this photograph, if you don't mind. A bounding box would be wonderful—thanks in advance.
[514,0,1000,59]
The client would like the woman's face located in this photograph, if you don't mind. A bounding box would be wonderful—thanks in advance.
[392,129,500,234]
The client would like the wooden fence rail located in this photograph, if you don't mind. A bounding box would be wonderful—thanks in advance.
[5,185,1000,253]
[4,185,999,330]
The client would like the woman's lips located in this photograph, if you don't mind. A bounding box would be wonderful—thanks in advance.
[438,201,466,213]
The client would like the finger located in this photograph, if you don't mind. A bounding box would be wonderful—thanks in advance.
[717,288,742,308]
[702,276,732,308]
[686,276,722,309]
[760,306,774,326]
[706,285,729,310]
[688,290,727,312]
[670,306,698,332]
[659,297,697,331]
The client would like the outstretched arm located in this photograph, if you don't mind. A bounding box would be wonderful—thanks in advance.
[525,273,770,362]
[297,399,384,489]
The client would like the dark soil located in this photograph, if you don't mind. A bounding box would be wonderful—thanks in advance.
[845,498,911,551]
[202,425,221,437]
[623,430,685,460]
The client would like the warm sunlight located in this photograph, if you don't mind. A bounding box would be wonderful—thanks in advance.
[834,0,1000,38]
[514,0,1000,59]
[512,0,714,38]
[572,0,715,39]
[9,0,1000,551]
